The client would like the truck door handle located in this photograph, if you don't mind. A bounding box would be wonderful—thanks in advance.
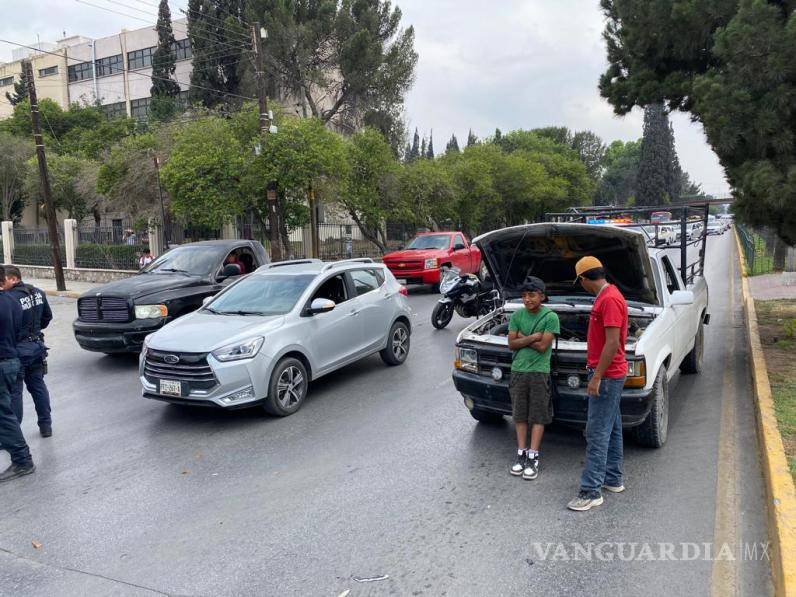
[349,309,360,316]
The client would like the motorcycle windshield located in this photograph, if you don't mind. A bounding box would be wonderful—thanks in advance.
[440,268,462,294]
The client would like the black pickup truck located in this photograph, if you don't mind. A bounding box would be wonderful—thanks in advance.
[73,240,269,354]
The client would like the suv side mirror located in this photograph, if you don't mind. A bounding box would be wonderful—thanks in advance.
[308,298,335,315]
[218,263,242,280]
[453,243,466,251]
[670,290,694,306]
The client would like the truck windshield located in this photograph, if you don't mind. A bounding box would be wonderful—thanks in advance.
[207,274,315,316]
[143,246,223,276]
[406,235,451,250]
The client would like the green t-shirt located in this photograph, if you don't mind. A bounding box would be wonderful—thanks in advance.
[508,306,560,373]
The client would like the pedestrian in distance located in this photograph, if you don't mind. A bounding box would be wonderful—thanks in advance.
[507,276,560,480]
[567,257,629,512]
[139,249,154,269]
[3,266,53,437]
[0,264,35,482]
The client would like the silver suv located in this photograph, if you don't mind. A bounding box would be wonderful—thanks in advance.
[139,258,412,416]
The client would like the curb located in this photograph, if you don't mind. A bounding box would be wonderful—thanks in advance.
[735,229,796,596]
[43,289,81,299]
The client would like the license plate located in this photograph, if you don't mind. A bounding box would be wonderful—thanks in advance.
[159,379,182,397]
[396,278,407,284]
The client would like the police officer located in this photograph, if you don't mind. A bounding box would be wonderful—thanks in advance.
[0,264,35,482]
[3,266,53,437]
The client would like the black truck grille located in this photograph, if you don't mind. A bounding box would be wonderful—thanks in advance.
[78,296,132,323]
[144,350,217,390]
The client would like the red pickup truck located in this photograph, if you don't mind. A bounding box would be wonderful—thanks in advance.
[382,232,482,288]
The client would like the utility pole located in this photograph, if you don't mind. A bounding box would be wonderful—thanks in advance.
[23,59,65,291]
[251,22,282,261]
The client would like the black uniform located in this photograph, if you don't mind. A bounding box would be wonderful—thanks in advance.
[0,292,32,467]
[6,282,52,431]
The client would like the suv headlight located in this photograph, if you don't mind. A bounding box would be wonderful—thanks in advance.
[455,346,478,373]
[424,258,438,269]
[212,337,264,362]
[135,304,167,319]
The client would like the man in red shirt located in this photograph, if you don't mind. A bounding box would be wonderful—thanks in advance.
[567,256,629,512]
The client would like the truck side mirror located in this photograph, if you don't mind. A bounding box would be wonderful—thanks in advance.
[453,243,465,251]
[670,290,694,305]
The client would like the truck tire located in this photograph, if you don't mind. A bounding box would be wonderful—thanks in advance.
[632,366,669,448]
[264,357,308,417]
[469,408,504,424]
[431,302,454,329]
[680,321,704,374]
[380,321,410,366]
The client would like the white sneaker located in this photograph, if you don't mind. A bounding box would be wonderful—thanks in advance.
[603,484,625,493]
[522,457,538,480]
[509,452,526,476]
[567,491,604,511]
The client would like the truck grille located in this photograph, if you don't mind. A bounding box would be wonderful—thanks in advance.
[78,296,132,323]
[144,350,217,390]
[386,259,423,270]
[478,347,513,376]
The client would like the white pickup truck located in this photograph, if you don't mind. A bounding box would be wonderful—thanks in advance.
[452,222,709,448]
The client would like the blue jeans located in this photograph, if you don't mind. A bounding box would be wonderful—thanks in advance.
[580,374,626,494]
[11,358,51,428]
[0,358,33,467]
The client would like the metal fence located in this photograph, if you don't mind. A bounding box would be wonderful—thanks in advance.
[11,227,65,267]
[737,224,796,275]
[77,223,150,270]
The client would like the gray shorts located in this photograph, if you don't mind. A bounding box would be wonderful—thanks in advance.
[509,372,553,425]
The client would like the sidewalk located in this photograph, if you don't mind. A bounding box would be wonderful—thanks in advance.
[23,277,102,299]
[748,271,796,300]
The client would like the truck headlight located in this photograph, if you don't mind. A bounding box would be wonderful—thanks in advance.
[212,337,264,362]
[135,304,168,319]
[625,358,646,388]
[454,346,478,373]
[424,258,439,269]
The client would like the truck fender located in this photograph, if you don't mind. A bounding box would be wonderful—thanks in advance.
[648,350,674,386]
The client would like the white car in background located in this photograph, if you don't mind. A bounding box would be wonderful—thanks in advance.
[140,259,412,416]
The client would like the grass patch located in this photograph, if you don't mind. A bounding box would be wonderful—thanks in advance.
[755,299,796,484]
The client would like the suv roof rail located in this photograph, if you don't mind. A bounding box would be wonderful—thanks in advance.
[321,258,375,272]
[258,259,323,271]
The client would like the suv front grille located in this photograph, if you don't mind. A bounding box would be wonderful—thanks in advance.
[144,350,217,390]
[78,296,132,323]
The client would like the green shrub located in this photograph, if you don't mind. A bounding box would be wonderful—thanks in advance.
[76,244,144,270]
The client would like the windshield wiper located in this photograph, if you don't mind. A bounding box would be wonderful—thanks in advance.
[154,268,195,275]
[217,310,267,316]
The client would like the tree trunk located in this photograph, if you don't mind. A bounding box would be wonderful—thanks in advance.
[773,235,789,271]
[349,211,388,254]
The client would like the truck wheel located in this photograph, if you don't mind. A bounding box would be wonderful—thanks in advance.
[632,366,669,448]
[469,408,504,424]
[680,321,704,374]
[431,302,454,329]
[264,357,308,417]
[380,321,410,366]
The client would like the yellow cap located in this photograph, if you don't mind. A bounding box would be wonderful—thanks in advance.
[574,256,604,283]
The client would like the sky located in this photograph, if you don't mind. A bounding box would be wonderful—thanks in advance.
[0,0,730,195]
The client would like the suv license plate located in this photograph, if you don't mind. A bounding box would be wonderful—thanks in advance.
[160,379,182,397]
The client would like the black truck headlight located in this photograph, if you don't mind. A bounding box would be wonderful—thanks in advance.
[455,347,478,373]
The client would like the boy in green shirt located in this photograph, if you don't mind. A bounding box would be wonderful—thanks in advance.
[507,276,560,480]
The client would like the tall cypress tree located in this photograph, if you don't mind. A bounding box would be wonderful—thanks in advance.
[407,128,420,162]
[637,103,682,205]
[187,0,247,109]
[420,137,427,159]
[5,70,29,105]
[426,131,434,159]
[466,129,478,147]
[150,0,182,121]
[446,134,460,154]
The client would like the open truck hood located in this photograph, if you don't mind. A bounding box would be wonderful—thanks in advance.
[473,223,659,305]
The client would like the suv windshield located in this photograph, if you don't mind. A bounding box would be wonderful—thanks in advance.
[207,274,315,316]
[143,246,224,276]
[406,235,451,250]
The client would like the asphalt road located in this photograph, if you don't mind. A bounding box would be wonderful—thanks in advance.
[0,232,773,597]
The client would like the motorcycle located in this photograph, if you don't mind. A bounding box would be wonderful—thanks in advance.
[431,267,500,329]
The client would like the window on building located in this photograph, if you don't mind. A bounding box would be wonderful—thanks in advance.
[172,38,192,61]
[127,47,155,70]
[130,97,151,120]
[38,66,58,77]
[102,101,127,120]
[68,61,93,82]
[95,54,123,77]
[0,76,14,87]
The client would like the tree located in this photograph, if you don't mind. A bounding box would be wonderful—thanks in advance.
[407,128,420,162]
[399,158,455,229]
[445,134,460,154]
[636,103,681,205]
[187,0,248,109]
[532,126,572,147]
[4,70,29,106]
[596,139,641,205]
[161,117,247,227]
[466,129,478,147]
[0,133,31,220]
[599,0,796,243]
[24,154,96,221]
[420,137,427,160]
[253,0,418,130]
[426,131,434,159]
[571,130,607,184]
[340,128,398,251]
[150,0,182,121]
[362,107,406,158]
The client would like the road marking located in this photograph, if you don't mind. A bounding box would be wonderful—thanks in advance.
[711,236,739,597]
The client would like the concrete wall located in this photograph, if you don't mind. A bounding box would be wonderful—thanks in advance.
[16,265,135,284]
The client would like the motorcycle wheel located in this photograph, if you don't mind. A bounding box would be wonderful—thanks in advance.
[431,302,455,329]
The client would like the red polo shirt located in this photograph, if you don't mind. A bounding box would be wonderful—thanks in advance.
[586,284,628,378]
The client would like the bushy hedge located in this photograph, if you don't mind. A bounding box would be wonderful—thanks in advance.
[12,243,143,270]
